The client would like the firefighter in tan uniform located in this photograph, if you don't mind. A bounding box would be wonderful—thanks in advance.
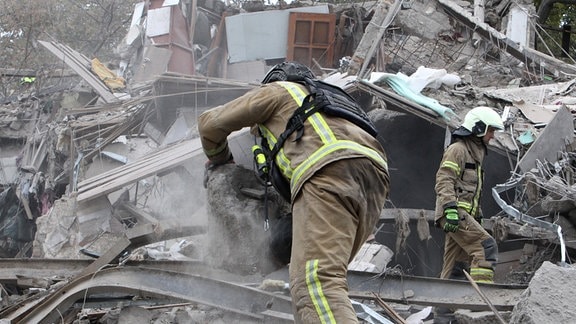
[435,106,504,286]
[198,62,389,323]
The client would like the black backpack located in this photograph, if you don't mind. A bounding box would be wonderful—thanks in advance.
[259,78,378,202]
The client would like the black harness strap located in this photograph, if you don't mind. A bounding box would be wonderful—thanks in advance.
[260,78,379,202]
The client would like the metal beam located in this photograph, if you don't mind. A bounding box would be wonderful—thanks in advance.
[266,267,526,311]
[6,267,294,323]
[0,259,527,314]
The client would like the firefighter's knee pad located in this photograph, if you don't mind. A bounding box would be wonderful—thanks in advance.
[481,237,498,264]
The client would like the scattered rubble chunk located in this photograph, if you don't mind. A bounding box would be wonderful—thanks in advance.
[510,261,576,324]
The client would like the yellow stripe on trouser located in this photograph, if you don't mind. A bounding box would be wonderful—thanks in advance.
[290,158,388,323]
[470,267,494,283]
[306,259,336,324]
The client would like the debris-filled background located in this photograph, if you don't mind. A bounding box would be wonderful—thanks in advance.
[1,0,576,323]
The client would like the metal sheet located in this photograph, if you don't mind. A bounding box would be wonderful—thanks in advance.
[130,2,146,27]
[517,106,573,172]
[147,7,172,37]
[163,0,180,6]
[506,5,529,48]
[225,5,329,63]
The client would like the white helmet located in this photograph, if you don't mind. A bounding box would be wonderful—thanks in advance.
[460,106,504,137]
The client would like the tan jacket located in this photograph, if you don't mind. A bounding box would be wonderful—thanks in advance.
[198,81,388,201]
[434,136,485,221]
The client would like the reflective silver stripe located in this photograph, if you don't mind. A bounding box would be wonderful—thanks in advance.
[277,81,306,104]
[308,112,336,144]
[305,259,336,324]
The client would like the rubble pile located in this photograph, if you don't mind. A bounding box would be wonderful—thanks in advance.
[509,261,576,324]
[1,0,576,322]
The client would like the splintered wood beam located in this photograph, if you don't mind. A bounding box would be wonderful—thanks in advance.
[347,0,391,77]
[438,0,576,77]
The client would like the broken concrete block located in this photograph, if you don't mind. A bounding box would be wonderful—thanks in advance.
[9,120,22,130]
[510,261,576,323]
[203,164,286,275]
[455,309,512,324]
[348,242,393,273]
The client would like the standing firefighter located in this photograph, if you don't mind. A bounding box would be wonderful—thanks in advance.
[199,62,389,323]
[435,106,504,286]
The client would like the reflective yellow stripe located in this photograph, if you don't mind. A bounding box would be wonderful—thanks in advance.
[306,259,336,324]
[471,165,483,216]
[457,201,472,210]
[270,82,387,194]
[457,166,482,216]
[470,268,494,274]
[308,112,336,144]
[204,142,228,158]
[291,140,388,188]
[258,125,293,178]
[441,160,460,174]
[457,201,480,216]
[277,81,306,105]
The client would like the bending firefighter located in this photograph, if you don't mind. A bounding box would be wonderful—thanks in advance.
[198,62,389,323]
[434,106,504,284]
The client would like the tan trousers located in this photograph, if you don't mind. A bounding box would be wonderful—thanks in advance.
[438,209,495,280]
[289,158,389,323]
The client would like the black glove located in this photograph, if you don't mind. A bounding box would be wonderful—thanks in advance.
[443,208,459,233]
[203,155,234,188]
[475,216,484,226]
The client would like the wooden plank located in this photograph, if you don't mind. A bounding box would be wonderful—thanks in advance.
[78,152,192,196]
[78,235,132,277]
[76,148,199,202]
[38,40,118,103]
[78,139,194,187]
[77,140,198,193]
[77,128,250,203]
[347,0,391,76]
[78,155,176,197]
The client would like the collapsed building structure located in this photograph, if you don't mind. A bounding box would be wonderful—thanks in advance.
[1,0,576,322]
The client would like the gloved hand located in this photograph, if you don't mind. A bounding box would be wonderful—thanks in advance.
[443,208,459,233]
[203,155,234,188]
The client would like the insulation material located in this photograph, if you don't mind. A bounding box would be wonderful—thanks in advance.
[91,58,126,90]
